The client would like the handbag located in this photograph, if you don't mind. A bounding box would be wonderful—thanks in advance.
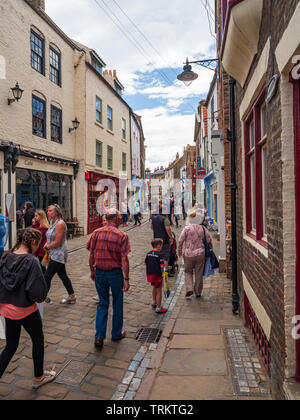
[202,226,219,276]
[41,251,50,267]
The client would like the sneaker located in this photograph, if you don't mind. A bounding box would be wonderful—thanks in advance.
[185,291,193,298]
[94,337,104,349]
[151,301,157,308]
[156,307,167,314]
[32,370,56,389]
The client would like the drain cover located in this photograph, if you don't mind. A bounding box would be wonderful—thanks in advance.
[136,327,162,343]
[55,360,94,386]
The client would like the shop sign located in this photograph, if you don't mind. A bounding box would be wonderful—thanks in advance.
[24,160,33,166]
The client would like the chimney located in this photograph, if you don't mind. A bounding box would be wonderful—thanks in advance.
[30,0,45,11]
[113,70,117,79]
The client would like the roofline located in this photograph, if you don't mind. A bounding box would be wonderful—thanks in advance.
[24,0,82,51]
[220,0,245,60]
[90,50,106,67]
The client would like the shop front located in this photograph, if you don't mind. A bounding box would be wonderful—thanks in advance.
[86,171,120,234]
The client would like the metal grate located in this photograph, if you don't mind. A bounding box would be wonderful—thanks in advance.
[136,327,162,343]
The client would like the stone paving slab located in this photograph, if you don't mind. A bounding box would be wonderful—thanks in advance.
[150,375,232,400]
[170,334,225,350]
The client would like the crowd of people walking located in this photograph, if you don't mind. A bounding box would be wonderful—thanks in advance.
[0,199,216,391]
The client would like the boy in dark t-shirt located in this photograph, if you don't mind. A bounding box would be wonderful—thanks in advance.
[145,238,167,314]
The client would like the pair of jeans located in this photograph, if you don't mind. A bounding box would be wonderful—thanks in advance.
[45,259,74,295]
[122,214,128,225]
[0,310,44,378]
[95,268,124,340]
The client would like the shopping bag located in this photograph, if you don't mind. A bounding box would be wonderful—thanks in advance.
[42,252,50,267]
[163,271,170,298]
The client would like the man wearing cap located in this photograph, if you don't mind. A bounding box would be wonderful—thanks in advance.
[86,209,130,349]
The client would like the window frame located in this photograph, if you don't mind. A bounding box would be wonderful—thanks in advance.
[49,46,61,87]
[30,29,45,75]
[50,105,62,144]
[107,145,113,171]
[96,97,102,124]
[96,140,103,168]
[107,105,113,131]
[244,88,267,247]
[32,95,46,138]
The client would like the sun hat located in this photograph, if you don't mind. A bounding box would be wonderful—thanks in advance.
[186,211,205,226]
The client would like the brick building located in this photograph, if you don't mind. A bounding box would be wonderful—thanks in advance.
[220,0,300,398]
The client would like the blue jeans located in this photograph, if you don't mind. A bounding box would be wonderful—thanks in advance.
[95,268,124,340]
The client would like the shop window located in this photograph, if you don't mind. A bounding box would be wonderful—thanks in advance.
[96,140,102,168]
[244,91,268,246]
[96,97,102,124]
[32,95,46,138]
[31,29,44,75]
[49,47,61,86]
[51,105,62,143]
[107,105,113,131]
[107,145,113,170]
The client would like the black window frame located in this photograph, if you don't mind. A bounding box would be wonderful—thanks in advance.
[30,29,45,75]
[32,95,46,138]
[49,46,61,86]
[50,105,62,144]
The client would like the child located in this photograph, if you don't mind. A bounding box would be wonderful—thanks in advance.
[145,238,167,314]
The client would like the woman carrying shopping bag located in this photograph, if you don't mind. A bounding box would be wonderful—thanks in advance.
[0,228,56,389]
[31,209,49,274]
[178,211,212,299]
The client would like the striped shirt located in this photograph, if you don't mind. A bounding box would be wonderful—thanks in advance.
[86,224,131,270]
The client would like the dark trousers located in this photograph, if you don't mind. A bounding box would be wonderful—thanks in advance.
[134,214,141,225]
[0,310,44,378]
[45,259,74,295]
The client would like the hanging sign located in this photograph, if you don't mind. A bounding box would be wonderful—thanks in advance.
[197,167,207,180]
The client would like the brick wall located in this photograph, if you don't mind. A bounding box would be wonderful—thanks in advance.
[234,0,300,399]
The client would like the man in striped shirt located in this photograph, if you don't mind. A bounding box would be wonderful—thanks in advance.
[87,209,130,349]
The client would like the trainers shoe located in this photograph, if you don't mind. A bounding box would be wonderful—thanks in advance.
[94,338,104,349]
[185,291,193,298]
[156,307,167,314]
[151,301,157,308]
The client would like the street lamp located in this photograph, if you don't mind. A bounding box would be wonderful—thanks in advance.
[177,58,219,86]
[8,82,24,105]
[69,117,80,133]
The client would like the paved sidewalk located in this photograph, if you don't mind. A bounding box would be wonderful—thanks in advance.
[135,262,272,401]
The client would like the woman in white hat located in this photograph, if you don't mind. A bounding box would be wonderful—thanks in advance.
[178,210,212,299]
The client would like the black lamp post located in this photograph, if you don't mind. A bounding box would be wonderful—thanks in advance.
[69,117,80,133]
[8,82,24,105]
[177,58,219,86]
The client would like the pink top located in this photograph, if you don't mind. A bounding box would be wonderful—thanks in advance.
[178,224,212,258]
[0,303,38,320]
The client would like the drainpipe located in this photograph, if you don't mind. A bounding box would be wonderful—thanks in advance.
[229,76,239,315]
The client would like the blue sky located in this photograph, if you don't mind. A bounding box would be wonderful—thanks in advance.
[46,0,216,170]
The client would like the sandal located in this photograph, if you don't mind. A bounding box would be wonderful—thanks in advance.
[60,296,76,304]
[32,370,56,389]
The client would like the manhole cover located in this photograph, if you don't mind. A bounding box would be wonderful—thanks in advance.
[136,327,162,343]
[55,360,94,386]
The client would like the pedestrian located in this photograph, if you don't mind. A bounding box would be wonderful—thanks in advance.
[86,208,130,349]
[178,211,212,299]
[16,209,24,230]
[145,238,167,314]
[150,202,174,277]
[168,197,174,226]
[23,202,35,228]
[134,200,142,226]
[92,214,108,303]
[31,209,49,274]
[43,204,76,305]
[121,202,129,227]
[0,228,56,389]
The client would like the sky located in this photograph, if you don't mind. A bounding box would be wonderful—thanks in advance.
[46,0,216,171]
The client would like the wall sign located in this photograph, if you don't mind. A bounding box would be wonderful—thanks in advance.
[266,74,280,104]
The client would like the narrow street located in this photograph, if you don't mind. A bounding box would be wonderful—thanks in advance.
[0,220,271,400]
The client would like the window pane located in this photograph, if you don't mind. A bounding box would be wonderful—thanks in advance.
[122,152,126,171]
[96,97,102,123]
[107,146,113,170]
[51,106,62,143]
[96,140,102,167]
[107,106,113,131]
[49,48,60,85]
[32,96,45,138]
[250,155,256,230]
[31,31,44,74]
[122,119,126,139]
